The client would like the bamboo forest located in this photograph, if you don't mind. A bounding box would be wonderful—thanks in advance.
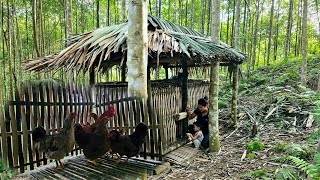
[0,0,320,179]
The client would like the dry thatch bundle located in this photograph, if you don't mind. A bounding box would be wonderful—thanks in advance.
[24,15,246,73]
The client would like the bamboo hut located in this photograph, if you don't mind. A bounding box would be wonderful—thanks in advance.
[1,15,246,173]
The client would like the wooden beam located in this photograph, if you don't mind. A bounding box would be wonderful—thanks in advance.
[173,112,188,121]
[153,162,170,175]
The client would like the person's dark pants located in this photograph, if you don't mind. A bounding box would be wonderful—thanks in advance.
[201,134,209,148]
[187,124,209,148]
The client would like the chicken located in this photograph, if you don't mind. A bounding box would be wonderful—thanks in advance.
[109,122,148,161]
[32,112,77,168]
[74,106,115,165]
[82,110,114,133]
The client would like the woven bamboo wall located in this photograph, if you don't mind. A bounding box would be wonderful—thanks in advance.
[0,79,209,173]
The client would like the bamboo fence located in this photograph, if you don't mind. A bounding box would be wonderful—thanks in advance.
[0,79,209,173]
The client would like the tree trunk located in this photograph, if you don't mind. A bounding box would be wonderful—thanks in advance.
[231,66,239,126]
[209,0,221,152]
[127,0,148,99]
[301,0,308,86]
[185,0,188,27]
[66,0,72,38]
[267,0,275,65]
[294,0,302,56]
[207,0,211,36]
[231,0,240,126]
[226,0,230,44]
[201,0,205,34]
[106,0,110,26]
[179,0,182,25]
[273,0,280,61]
[191,0,194,29]
[251,0,260,70]
[0,0,7,162]
[242,0,247,53]
[316,0,320,33]
[234,0,240,49]
[231,0,236,46]
[284,0,293,59]
[317,73,320,94]
[121,0,126,23]
[32,0,40,57]
[96,0,100,28]
[39,0,44,55]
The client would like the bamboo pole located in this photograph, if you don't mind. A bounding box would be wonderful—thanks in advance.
[231,66,239,126]
[181,60,188,134]
[208,62,221,152]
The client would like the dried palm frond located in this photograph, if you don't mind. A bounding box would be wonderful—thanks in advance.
[24,15,246,73]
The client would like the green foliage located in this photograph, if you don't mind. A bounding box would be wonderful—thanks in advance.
[271,141,288,153]
[307,129,320,143]
[271,155,290,163]
[0,161,15,180]
[240,169,274,179]
[247,152,255,159]
[274,166,299,180]
[218,99,228,109]
[284,143,316,160]
[246,139,265,152]
[288,154,320,179]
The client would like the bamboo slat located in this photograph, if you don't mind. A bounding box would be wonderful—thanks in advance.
[9,98,19,167]
[20,88,28,166]
[0,96,8,165]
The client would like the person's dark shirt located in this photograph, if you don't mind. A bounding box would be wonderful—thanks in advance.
[193,108,209,135]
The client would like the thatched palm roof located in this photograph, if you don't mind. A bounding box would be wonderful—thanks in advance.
[24,15,246,73]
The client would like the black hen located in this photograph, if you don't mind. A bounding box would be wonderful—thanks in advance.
[74,114,111,165]
[109,122,148,159]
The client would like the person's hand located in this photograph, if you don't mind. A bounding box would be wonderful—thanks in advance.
[186,104,191,112]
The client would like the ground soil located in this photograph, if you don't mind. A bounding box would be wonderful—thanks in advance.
[150,120,315,180]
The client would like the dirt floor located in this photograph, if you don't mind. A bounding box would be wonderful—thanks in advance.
[149,122,315,180]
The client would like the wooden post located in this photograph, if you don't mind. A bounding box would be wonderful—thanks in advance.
[209,62,221,152]
[121,65,126,82]
[231,65,239,126]
[181,60,188,134]
[147,68,156,159]
[165,66,169,79]
[89,69,95,85]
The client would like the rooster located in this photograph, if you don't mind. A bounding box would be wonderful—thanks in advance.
[32,112,77,168]
[109,122,148,161]
[74,105,115,165]
[82,110,114,133]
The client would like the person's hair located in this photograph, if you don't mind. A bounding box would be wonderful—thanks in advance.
[198,96,208,107]
[193,122,202,129]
